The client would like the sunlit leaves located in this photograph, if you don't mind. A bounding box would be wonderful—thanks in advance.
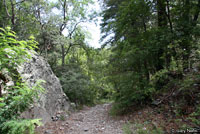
[0,28,44,134]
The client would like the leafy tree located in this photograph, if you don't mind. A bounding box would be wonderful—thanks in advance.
[101,0,200,109]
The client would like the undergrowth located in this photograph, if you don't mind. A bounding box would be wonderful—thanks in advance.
[0,27,44,134]
[123,122,164,134]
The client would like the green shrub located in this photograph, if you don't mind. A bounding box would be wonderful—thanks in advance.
[0,27,44,134]
[135,123,164,134]
[123,122,164,134]
[123,122,134,134]
[151,69,169,90]
[55,63,95,105]
[188,105,200,126]
[111,72,155,112]
[2,119,42,134]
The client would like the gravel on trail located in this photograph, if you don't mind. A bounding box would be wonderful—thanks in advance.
[36,103,129,134]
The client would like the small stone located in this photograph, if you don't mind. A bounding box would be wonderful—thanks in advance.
[84,127,89,132]
[60,127,64,130]
[56,114,61,118]
[57,111,62,114]
[44,130,53,134]
[51,116,59,121]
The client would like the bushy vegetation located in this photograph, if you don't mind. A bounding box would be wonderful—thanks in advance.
[55,63,95,105]
[123,122,164,134]
[101,0,200,111]
[53,47,113,105]
[0,27,44,134]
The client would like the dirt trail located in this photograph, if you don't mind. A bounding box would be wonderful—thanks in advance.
[37,103,129,134]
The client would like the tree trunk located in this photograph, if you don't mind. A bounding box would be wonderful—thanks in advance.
[156,0,167,71]
[157,0,167,27]
[61,44,65,67]
[9,0,16,28]
[182,0,191,70]
[166,0,173,32]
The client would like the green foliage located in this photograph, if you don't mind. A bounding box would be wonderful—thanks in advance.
[0,81,45,124]
[123,122,164,134]
[2,119,42,134]
[59,115,66,121]
[53,46,113,105]
[0,27,38,74]
[123,122,133,134]
[56,62,95,105]
[135,123,164,134]
[0,27,44,134]
[188,105,200,126]
[151,69,170,90]
[86,48,114,101]
[101,0,200,111]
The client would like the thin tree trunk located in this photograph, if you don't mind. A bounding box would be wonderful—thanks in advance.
[166,0,173,32]
[61,44,65,67]
[157,0,167,27]
[10,0,15,26]
[156,0,167,71]
[142,17,147,32]
[60,0,67,67]
[182,0,190,70]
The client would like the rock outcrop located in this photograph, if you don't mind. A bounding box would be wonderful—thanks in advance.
[18,51,70,123]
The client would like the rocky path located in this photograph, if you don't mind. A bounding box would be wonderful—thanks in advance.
[37,103,128,134]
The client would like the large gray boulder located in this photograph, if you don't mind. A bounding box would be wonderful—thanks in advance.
[18,51,70,123]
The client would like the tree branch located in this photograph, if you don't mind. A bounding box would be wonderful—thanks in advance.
[67,21,85,38]
[3,0,11,18]
[64,43,72,57]
[166,0,173,32]
[14,0,26,5]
